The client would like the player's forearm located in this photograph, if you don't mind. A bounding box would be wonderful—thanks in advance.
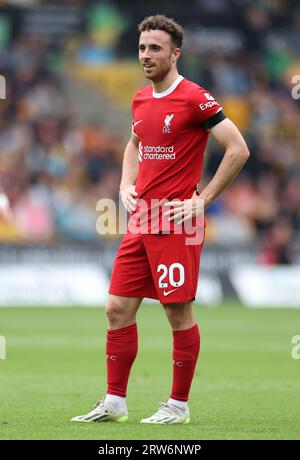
[120,141,139,190]
[200,145,249,207]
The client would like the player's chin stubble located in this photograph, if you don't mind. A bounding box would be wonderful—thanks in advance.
[144,64,172,83]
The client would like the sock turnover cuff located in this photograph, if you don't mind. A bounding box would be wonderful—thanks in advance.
[172,324,200,348]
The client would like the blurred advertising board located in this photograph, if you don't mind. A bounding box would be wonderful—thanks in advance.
[231,266,300,308]
[0,264,108,307]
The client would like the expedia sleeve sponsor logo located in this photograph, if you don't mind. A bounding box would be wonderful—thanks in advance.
[139,143,176,161]
[199,100,218,110]
[204,92,215,101]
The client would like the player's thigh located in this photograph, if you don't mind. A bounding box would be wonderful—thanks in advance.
[109,231,157,300]
[143,232,203,304]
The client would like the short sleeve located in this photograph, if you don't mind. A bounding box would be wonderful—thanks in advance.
[131,123,138,138]
[131,96,137,135]
[189,87,226,129]
[131,94,139,137]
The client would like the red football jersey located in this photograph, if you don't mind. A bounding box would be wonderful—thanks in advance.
[130,75,225,233]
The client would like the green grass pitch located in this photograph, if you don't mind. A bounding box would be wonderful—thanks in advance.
[0,302,300,440]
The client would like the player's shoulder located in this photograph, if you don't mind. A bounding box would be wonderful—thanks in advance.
[181,78,213,100]
[132,84,152,102]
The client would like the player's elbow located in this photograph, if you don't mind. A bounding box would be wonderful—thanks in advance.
[241,142,250,159]
[228,142,250,163]
[238,145,250,163]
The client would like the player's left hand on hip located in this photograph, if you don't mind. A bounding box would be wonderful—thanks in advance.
[163,197,204,225]
[0,194,13,223]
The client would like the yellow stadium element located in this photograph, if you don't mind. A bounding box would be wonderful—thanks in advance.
[73,60,146,109]
[221,96,252,133]
[0,221,23,243]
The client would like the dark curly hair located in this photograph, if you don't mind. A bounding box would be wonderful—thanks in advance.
[138,15,184,48]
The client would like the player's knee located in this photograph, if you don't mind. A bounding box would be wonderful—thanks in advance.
[164,307,181,328]
[105,300,120,322]
[105,298,127,325]
[164,303,194,330]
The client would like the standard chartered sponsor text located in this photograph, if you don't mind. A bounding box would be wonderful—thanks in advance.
[143,144,176,160]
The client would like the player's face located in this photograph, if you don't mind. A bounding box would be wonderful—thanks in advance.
[138,30,180,82]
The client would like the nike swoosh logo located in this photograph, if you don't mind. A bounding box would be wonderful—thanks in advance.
[163,289,178,296]
[134,119,143,127]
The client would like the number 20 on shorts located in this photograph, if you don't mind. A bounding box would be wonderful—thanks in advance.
[157,263,185,288]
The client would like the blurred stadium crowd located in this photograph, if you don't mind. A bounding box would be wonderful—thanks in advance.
[0,1,299,264]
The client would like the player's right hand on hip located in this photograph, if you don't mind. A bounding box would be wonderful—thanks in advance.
[120,185,138,212]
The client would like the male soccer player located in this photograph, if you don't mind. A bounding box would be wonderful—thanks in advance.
[72,15,249,424]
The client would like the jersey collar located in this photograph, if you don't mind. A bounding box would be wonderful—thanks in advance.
[152,75,184,99]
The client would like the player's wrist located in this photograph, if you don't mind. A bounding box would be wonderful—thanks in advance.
[120,184,134,191]
[198,191,213,210]
[204,196,213,209]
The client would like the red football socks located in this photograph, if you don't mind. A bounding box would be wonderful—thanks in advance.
[170,324,200,402]
[106,322,138,398]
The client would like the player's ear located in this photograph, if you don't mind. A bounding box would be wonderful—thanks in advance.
[172,47,181,63]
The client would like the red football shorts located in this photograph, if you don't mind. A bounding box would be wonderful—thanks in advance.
[109,230,204,304]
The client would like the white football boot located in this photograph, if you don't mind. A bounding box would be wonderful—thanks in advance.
[71,399,128,423]
[140,402,190,425]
